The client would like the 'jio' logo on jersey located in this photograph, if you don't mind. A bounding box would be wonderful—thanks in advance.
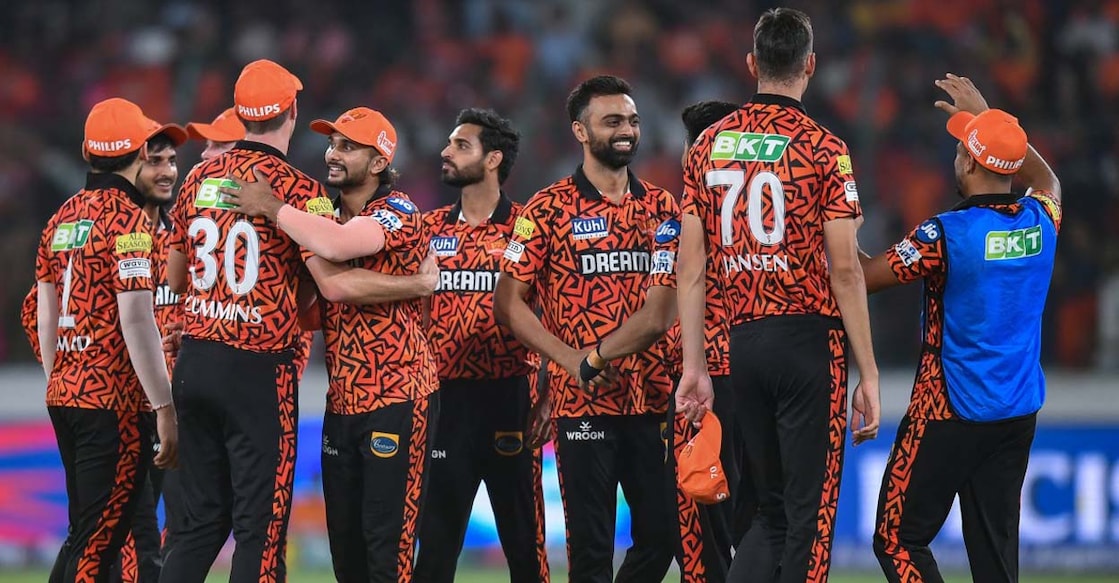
[431,236,459,257]
[655,218,680,243]
[572,216,608,241]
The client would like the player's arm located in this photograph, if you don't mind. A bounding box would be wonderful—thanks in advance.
[305,252,438,305]
[494,277,584,382]
[219,170,385,262]
[674,212,714,423]
[37,282,59,375]
[118,290,178,468]
[858,250,903,294]
[596,285,676,361]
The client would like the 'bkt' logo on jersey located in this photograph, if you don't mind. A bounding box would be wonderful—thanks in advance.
[572,216,608,240]
[711,131,791,162]
[654,218,680,244]
[195,178,239,210]
[431,236,459,257]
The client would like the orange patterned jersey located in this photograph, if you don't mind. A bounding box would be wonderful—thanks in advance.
[423,195,538,381]
[35,174,158,411]
[682,95,862,327]
[152,214,182,375]
[679,197,730,377]
[501,166,680,418]
[322,187,437,415]
[21,284,39,363]
[293,331,314,380]
[171,141,332,353]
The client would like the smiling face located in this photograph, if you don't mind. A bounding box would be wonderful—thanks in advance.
[577,93,640,169]
[136,143,178,205]
[324,133,384,188]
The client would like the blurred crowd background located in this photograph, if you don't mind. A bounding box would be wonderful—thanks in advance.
[1,0,1117,368]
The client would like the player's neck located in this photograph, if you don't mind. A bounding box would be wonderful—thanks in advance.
[459,180,501,227]
[338,181,380,220]
[756,80,807,103]
[141,203,160,224]
[243,132,290,156]
[582,158,629,203]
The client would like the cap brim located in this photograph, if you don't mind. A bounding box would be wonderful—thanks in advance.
[186,122,241,143]
[946,111,974,142]
[309,119,379,150]
[148,123,189,147]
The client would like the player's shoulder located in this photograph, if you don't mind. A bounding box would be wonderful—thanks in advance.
[423,204,453,227]
[636,179,679,211]
[525,176,576,212]
[380,189,422,215]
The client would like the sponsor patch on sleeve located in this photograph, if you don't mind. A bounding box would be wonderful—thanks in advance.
[654,218,681,243]
[118,258,152,280]
[843,181,859,202]
[306,197,334,216]
[115,232,153,255]
[370,209,403,232]
[915,220,941,243]
[893,239,922,267]
[503,240,525,263]
[650,250,676,275]
[513,217,536,240]
[386,197,417,215]
[836,155,853,176]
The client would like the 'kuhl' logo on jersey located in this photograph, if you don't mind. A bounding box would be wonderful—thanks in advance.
[711,131,790,162]
[572,216,608,240]
[431,236,459,257]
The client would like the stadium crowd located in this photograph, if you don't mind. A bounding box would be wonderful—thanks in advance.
[1,0,1117,367]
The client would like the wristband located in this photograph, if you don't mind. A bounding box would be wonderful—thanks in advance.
[579,356,604,383]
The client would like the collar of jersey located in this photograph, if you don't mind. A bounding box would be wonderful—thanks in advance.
[573,164,646,202]
[331,183,394,212]
[749,93,807,113]
[445,190,513,225]
[232,140,287,161]
[952,193,1019,211]
[84,172,146,209]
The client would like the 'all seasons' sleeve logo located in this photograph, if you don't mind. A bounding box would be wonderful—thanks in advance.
[51,220,95,251]
[710,131,790,162]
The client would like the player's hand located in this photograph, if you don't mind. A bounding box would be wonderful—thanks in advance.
[161,320,184,355]
[415,251,440,297]
[675,369,714,427]
[527,396,554,449]
[153,405,179,469]
[220,168,284,221]
[851,376,880,446]
[934,73,990,117]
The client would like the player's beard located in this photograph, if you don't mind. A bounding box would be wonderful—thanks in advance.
[441,158,485,188]
[137,173,176,206]
[588,131,638,169]
[326,160,371,189]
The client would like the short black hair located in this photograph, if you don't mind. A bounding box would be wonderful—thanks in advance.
[681,101,739,144]
[565,75,633,123]
[454,108,520,184]
[240,107,290,134]
[88,150,140,173]
[753,8,814,82]
[378,167,398,189]
[147,132,177,154]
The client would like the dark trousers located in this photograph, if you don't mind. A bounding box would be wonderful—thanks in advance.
[554,413,676,583]
[874,414,1037,583]
[321,396,435,583]
[160,338,298,583]
[415,377,549,583]
[669,375,753,583]
[49,406,154,583]
[113,465,164,583]
[727,315,848,583]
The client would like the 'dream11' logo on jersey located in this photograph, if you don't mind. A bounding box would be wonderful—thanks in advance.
[572,216,608,241]
[710,131,790,162]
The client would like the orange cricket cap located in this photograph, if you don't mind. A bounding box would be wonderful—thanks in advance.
[309,107,398,164]
[946,108,1028,175]
[187,107,246,142]
[676,410,730,505]
[233,59,303,122]
[83,98,187,159]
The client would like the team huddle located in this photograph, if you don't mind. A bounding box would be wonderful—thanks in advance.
[28,7,1062,583]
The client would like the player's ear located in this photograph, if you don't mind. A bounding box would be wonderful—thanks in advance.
[804,53,816,79]
[571,119,588,144]
[485,150,503,173]
[369,155,389,176]
[746,53,759,80]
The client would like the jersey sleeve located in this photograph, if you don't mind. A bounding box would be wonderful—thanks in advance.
[1026,188,1062,233]
[818,135,862,222]
[500,192,551,287]
[36,214,58,283]
[106,202,157,294]
[170,166,200,253]
[680,134,710,219]
[884,218,947,284]
[375,196,425,254]
[649,190,681,289]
